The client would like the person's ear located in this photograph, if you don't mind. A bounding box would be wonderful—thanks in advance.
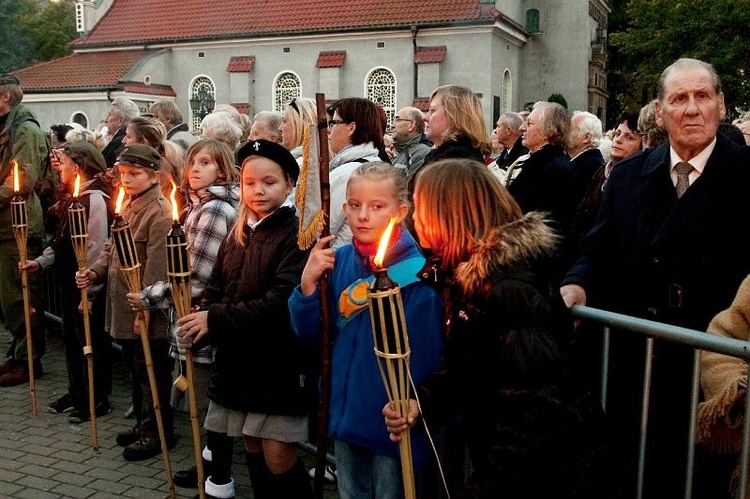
[395,202,409,222]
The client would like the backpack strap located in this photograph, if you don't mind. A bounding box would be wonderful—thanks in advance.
[337,256,425,327]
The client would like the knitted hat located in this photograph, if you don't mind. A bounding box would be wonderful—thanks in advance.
[0,74,20,86]
[115,144,161,170]
[61,141,107,178]
[236,139,299,182]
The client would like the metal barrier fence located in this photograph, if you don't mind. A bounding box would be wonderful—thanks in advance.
[571,305,750,499]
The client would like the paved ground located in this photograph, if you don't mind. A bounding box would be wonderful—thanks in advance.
[0,324,340,498]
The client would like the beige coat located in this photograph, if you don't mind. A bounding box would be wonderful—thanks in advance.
[91,185,172,340]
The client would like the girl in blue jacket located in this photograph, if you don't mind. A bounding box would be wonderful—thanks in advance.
[289,162,443,499]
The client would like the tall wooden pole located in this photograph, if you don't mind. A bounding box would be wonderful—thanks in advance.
[313,92,332,499]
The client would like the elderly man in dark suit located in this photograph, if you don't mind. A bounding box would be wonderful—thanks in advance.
[561,58,750,498]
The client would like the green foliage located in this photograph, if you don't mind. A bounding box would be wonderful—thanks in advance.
[0,0,76,73]
[610,0,750,120]
[547,93,569,109]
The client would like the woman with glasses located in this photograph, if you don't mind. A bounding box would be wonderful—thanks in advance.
[325,97,384,248]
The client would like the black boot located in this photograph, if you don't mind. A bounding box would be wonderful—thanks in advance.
[174,447,212,488]
[246,452,271,499]
[267,459,312,498]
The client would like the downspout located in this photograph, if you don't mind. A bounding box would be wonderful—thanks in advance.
[411,25,418,102]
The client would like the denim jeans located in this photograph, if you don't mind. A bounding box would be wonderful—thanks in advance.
[334,440,404,499]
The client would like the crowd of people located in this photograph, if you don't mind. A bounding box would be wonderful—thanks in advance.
[1,56,750,498]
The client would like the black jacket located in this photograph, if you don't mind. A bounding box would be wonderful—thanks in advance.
[423,135,484,167]
[201,207,315,415]
[418,213,612,498]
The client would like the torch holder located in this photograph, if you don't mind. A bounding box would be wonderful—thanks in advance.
[111,215,175,497]
[367,268,416,499]
[166,223,191,318]
[11,195,28,255]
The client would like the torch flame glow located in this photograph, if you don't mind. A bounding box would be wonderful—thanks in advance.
[12,161,19,193]
[169,181,179,222]
[73,173,81,198]
[114,186,126,215]
[373,218,397,268]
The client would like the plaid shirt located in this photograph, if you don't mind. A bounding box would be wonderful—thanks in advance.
[141,182,239,363]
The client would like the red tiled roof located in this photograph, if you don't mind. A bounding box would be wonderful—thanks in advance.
[122,82,176,96]
[12,50,162,93]
[227,56,255,73]
[73,0,492,47]
[317,51,346,68]
[415,46,447,64]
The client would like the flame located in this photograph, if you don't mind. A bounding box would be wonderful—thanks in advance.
[373,218,397,268]
[73,173,81,198]
[12,161,19,192]
[114,186,126,214]
[169,181,179,222]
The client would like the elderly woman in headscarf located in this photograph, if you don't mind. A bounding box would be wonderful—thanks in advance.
[19,141,113,422]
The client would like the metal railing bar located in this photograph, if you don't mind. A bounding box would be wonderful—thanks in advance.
[740,361,750,499]
[600,326,610,410]
[685,349,700,499]
[636,337,654,499]
[571,306,750,360]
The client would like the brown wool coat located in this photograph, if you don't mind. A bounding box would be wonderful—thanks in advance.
[90,185,172,340]
[699,274,750,454]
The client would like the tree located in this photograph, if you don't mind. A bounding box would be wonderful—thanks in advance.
[0,0,76,74]
[609,0,750,120]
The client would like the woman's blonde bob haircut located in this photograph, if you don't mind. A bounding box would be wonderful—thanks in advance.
[282,97,317,150]
[414,158,523,270]
[430,85,491,157]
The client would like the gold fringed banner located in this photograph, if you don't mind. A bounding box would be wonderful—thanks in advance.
[296,124,325,250]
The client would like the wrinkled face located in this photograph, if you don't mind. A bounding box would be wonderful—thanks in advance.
[0,91,11,116]
[328,112,355,155]
[656,66,725,159]
[424,94,450,146]
[279,108,297,149]
[519,108,547,153]
[249,120,278,142]
[151,111,170,129]
[610,121,642,162]
[391,111,415,142]
[118,164,159,197]
[105,106,123,132]
[241,156,293,220]
[567,114,590,156]
[186,147,223,191]
[344,177,407,245]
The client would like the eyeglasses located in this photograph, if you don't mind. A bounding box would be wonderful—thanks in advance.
[327,119,347,128]
[393,118,414,124]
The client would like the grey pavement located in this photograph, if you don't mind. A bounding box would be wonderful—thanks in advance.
[0,323,340,498]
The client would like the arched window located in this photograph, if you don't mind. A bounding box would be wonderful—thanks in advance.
[189,76,216,132]
[366,67,396,131]
[71,112,88,129]
[502,69,512,112]
[274,72,301,112]
[525,9,540,33]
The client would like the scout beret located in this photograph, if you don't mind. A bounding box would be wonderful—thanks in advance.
[236,139,299,182]
[115,144,161,170]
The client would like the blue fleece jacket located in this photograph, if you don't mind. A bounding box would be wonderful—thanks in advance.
[289,229,443,467]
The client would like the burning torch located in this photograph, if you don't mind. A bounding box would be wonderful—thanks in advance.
[10,160,38,416]
[111,186,175,498]
[166,182,206,499]
[68,173,99,450]
[367,218,416,499]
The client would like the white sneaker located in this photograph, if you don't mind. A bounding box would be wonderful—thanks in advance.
[308,464,337,483]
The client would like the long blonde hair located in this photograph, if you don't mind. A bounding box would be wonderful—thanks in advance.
[430,85,491,157]
[414,158,522,270]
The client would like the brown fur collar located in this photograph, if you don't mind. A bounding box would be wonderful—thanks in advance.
[455,211,559,296]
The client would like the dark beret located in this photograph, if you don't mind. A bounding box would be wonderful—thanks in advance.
[236,139,299,182]
[115,144,161,170]
[61,141,107,178]
[0,74,20,86]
